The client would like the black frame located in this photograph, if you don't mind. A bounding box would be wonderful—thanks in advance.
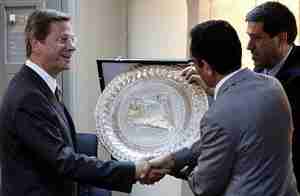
[96,58,192,92]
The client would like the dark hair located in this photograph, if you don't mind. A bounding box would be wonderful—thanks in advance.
[190,20,242,75]
[25,9,71,57]
[246,1,297,44]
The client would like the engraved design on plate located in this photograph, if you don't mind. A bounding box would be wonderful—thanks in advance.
[95,66,208,161]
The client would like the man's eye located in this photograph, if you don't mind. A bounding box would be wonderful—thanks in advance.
[250,36,261,41]
[57,36,77,44]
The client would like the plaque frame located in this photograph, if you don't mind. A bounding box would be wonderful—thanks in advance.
[96,58,192,92]
[96,58,209,161]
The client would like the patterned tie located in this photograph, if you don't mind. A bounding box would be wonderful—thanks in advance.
[55,87,63,103]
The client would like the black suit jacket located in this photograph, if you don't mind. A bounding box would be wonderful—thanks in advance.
[254,45,300,189]
[0,66,136,196]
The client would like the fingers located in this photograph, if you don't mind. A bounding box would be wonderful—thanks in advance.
[136,154,175,185]
[181,66,197,80]
[135,159,151,180]
[181,66,205,87]
[180,66,214,96]
[187,75,205,86]
[148,154,175,170]
[135,159,165,185]
[148,157,163,169]
[139,168,169,185]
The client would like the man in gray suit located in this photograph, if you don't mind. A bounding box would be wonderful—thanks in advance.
[146,20,298,196]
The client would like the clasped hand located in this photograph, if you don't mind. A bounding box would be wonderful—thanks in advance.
[135,153,175,185]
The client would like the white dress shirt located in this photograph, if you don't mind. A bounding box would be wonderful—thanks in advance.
[25,59,58,94]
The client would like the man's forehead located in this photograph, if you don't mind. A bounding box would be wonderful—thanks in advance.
[246,21,266,34]
[49,21,74,34]
[247,22,264,30]
[49,21,71,29]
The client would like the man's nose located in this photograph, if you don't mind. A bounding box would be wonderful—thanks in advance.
[67,41,76,52]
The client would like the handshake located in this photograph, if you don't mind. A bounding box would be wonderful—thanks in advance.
[135,153,175,185]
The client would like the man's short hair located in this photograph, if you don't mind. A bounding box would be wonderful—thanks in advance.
[190,20,242,75]
[25,9,71,57]
[246,1,297,44]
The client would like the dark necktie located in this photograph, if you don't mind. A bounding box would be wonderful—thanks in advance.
[55,87,63,103]
[54,87,74,148]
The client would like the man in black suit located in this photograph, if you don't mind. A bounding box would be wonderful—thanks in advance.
[0,9,152,196]
[246,1,300,189]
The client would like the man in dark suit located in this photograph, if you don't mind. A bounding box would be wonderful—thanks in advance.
[0,9,152,196]
[144,20,298,196]
[246,1,300,189]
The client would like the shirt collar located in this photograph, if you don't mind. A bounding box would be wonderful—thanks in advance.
[268,45,293,76]
[214,68,243,100]
[25,59,57,94]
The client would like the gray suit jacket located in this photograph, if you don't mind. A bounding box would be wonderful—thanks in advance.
[172,68,298,196]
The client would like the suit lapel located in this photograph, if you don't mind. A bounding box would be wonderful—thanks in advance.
[22,66,75,148]
[52,101,75,147]
[62,104,77,152]
[53,101,70,129]
[277,45,300,80]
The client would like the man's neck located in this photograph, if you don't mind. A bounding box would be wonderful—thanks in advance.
[255,44,292,70]
[29,56,57,78]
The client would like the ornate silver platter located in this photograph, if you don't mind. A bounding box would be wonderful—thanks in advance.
[95,66,208,161]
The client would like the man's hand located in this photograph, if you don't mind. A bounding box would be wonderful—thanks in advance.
[149,153,175,170]
[135,159,151,182]
[181,66,214,96]
[136,153,175,184]
[134,154,176,185]
[134,158,166,185]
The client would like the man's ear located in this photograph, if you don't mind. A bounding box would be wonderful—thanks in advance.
[278,32,288,43]
[201,59,213,76]
[30,38,42,54]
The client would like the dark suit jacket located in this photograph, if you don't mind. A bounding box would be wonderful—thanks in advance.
[0,66,136,196]
[254,45,300,189]
[171,69,298,196]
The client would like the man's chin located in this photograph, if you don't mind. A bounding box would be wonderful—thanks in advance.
[63,63,72,70]
[252,57,264,68]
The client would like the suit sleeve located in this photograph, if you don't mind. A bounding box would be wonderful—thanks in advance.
[284,76,300,133]
[284,76,300,181]
[15,92,136,193]
[172,117,237,196]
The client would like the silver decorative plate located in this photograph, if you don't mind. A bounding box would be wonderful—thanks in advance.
[95,66,208,161]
